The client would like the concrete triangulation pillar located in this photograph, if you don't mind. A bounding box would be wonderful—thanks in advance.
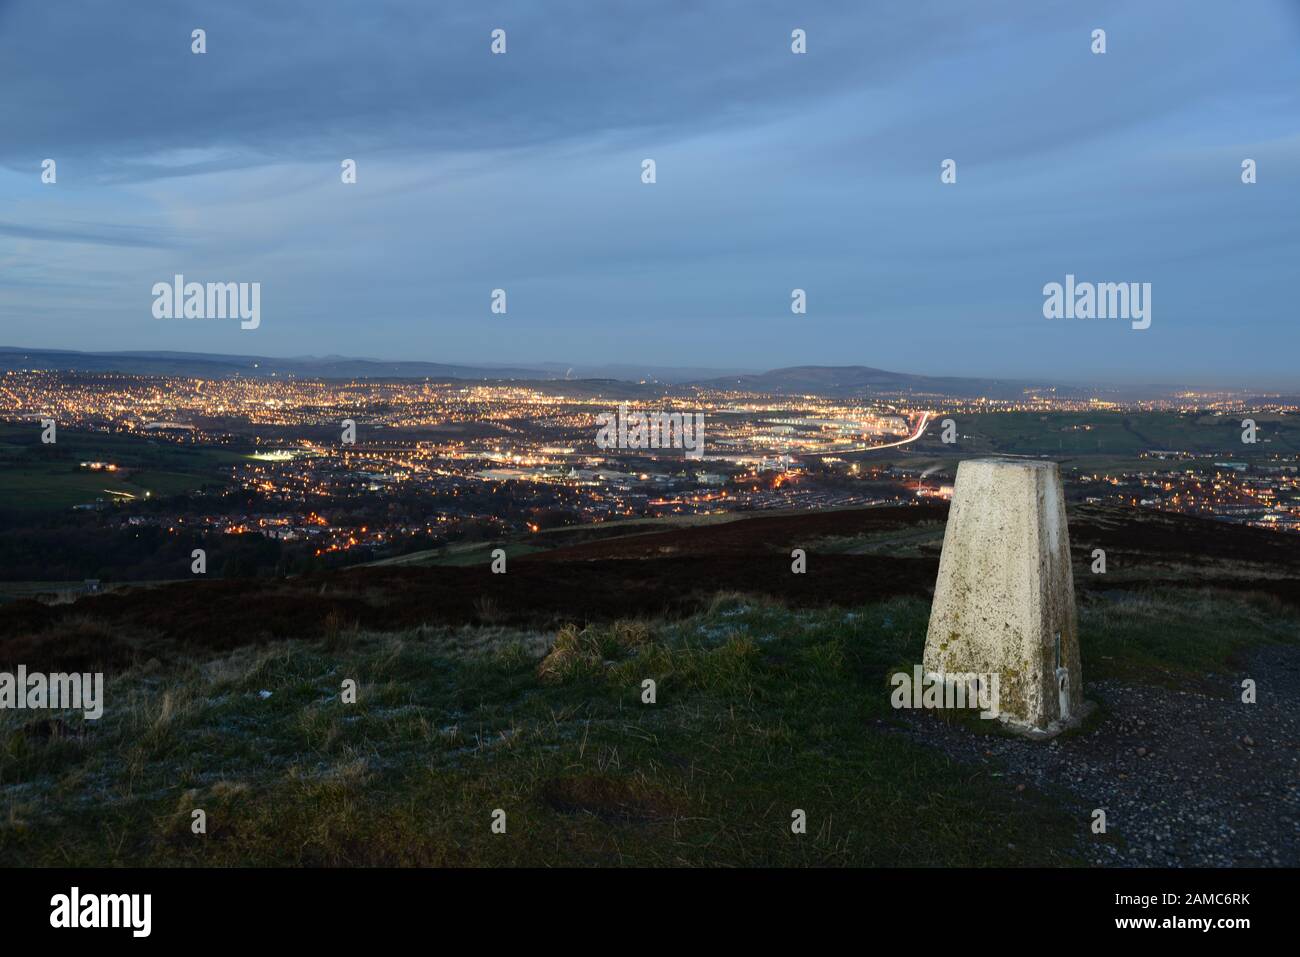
[922,458,1087,736]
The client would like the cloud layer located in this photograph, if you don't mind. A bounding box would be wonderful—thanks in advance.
[1,0,1297,385]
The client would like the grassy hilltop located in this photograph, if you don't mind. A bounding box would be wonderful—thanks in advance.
[1,504,1298,866]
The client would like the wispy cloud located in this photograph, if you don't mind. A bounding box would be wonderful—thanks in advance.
[0,219,181,249]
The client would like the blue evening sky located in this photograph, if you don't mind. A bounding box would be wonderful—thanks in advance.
[1,1,1297,386]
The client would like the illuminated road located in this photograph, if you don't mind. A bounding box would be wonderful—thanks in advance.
[804,410,933,457]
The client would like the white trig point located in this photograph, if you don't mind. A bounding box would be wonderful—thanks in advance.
[923,459,1088,736]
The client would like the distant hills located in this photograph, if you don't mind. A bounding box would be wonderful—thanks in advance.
[0,347,548,382]
[697,365,1046,399]
[0,347,758,385]
[0,345,1172,399]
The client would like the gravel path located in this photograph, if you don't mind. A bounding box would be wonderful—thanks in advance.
[887,644,1300,866]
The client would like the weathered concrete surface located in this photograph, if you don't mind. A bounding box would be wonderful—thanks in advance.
[923,459,1085,736]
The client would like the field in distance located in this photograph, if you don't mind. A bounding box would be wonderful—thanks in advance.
[0,423,244,510]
